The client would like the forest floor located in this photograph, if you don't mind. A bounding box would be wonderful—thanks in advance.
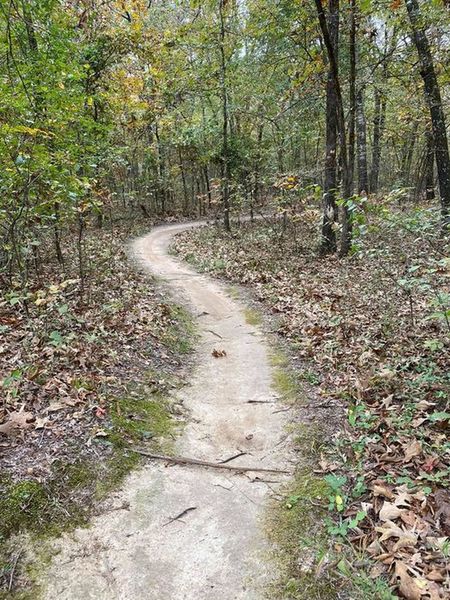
[35,222,301,599]
[1,211,448,599]
[172,211,450,600]
[1,220,335,600]
[0,219,197,597]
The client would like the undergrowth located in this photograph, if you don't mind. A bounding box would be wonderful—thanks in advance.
[172,206,450,599]
[0,224,196,596]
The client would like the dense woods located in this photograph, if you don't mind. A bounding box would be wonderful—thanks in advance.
[1,0,450,280]
[1,1,449,598]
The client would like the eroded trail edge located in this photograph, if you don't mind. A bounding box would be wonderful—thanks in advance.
[42,222,293,600]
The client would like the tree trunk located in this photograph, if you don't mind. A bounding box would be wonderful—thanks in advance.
[369,87,386,194]
[356,88,368,194]
[424,129,435,201]
[179,147,189,215]
[314,0,353,255]
[405,0,450,227]
[53,201,64,265]
[253,123,264,207]
[321,0,339,254]
[400,121,418,189]
[348,0,356,194]
[219,0,231,232]
[154,122,166,214]
[203,166,212,208]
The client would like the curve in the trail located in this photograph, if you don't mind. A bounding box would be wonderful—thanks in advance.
[42,222,292,600]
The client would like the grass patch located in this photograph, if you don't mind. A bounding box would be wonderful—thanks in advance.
[226,285,241,300]
[267,471,337,599]
[292,423,326,460]
[0,379,179,598]
[110,388,176,450]
[0,481,49,543]
[270,349,302,404]
[159,304,197,355]
[243,307,263,326]
[267,347,340,597]
[1,338,193,598]
[267,351,394,599]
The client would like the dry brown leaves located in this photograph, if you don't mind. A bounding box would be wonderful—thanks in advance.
[212,348,227,358]
[173,213,450,598]
[1,224,189,482]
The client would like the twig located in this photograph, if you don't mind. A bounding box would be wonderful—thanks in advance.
[8,549,22,592]
[163,506,197,527]
[247,400,275,404]
[134,449,291,474]
[206,329,223,339]
[219,451,247,464]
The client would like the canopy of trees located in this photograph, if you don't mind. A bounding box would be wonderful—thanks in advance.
[1,0,449,290]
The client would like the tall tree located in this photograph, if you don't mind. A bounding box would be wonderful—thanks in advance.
[218,0,231,231]
[405,0,450,227]
[321,0,339,254]
[314,0,353,255]
[356,88,368,194]
[348,0,356,194]
[424,129,435,201]
[369,86,386,194]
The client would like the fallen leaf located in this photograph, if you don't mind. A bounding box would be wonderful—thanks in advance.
[376,520,417,546]
[35,417,49,429]
[379,501,403,522]
[421,455,439,473]
[394,561,425,600]
[0,409,34,435]
[212,348,227,358]
[372,480,395,500]
[434,489,450,535]
[400,510,430,536]
[47,401,66,412]
[394,491,413,507]
[426,569,445,583]
[403,440,422,462]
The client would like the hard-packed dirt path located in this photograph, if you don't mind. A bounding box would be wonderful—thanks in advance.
[42,222,293,600]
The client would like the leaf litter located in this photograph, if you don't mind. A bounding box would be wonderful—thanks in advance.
[172,212,449,599]
[1,221,193,508]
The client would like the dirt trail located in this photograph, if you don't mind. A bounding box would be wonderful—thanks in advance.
[42,222,293,600]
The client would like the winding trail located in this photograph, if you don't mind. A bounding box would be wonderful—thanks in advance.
[43,222,293,600]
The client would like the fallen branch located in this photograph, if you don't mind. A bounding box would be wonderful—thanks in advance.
[133,449,291,474]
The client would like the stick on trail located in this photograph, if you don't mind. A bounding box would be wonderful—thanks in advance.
[133,449,291,475]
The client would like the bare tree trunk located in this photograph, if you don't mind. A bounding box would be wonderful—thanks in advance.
[253,123,264,207]
[77,212,85,303]
[423,129,435,201]
[400,121,418,188]
[179,147,189,215]
[154,122,166,214]
[203,166,212,208]
[314,0,353,255]
[219,0,231,232]
[53,201,64,265]
[369,87,386,194]
[321,0,339,254]
[348,0,356,193]
[405,0,450,227]
[356,88,368,194]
